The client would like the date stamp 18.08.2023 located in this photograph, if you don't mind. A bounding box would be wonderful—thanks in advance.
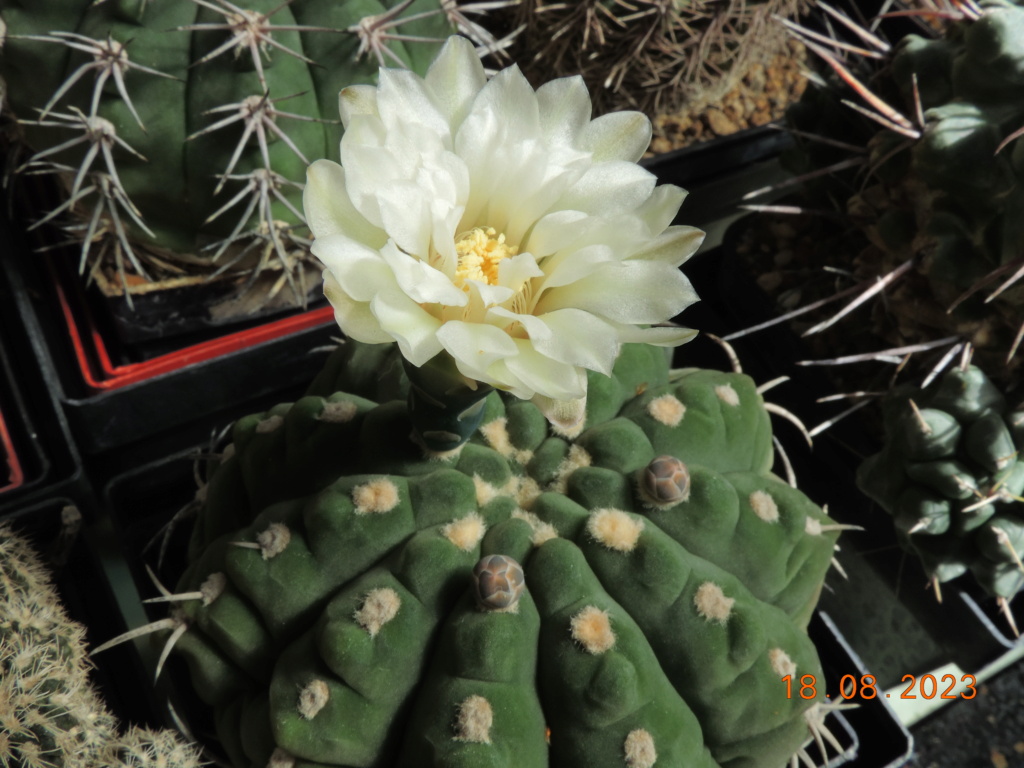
[783,673,978,701]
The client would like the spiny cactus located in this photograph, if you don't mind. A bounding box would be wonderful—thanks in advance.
[858,363,1024,633]
[770,0,1024,393]
[0,1,504,307]
[105,340,848,768]
[494,0,808,128]
[0,523,203,768]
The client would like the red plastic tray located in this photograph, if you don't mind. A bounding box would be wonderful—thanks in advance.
[47,257,335,392]
[0,404,25,494]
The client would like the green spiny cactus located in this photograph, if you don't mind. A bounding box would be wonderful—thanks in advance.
[0,1,500,305]
[116,340,845,768]
[494,0,808,121]
[778,0,1024,390]
[0,523,203,768]
[858,363,1024,629]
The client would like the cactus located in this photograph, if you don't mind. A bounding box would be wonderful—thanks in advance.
[0,523,203,768]
[493,0,808,134]
[858,363,1024,631]
[0,1,501,306]
[771,1,1024,391]
[112,339,847,768]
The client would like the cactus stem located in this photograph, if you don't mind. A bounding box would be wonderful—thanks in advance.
[997,597,1019,638]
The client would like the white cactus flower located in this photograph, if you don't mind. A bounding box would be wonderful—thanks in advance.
[304,35,704,418]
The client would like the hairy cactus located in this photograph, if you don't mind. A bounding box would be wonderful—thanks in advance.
[0,524,203,768]
[118,340,846,768]
[858,364,1024,629]
[0,1,500,306]
[775,1,1024,391]
[494,0,808,132]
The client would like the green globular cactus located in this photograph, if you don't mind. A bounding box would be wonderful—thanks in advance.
[0,524,203,768]
[130,340,844,768]
[0,1,489,304]
[858,364,1024,625]
[779,1,1024,391]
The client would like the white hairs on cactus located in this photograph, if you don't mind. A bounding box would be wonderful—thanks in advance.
[304,36,704,412]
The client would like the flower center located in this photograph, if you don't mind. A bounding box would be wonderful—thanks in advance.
[454,227,517,288]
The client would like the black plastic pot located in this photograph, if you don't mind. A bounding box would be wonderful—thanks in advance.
[0,214,88,517]
[1,210,339,460]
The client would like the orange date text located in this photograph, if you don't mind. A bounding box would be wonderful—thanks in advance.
[782,674,977,700]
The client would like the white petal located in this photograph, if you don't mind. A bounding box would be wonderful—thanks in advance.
[635,183,689,236]
[501,340,587,400]
[580,111,652,163]
[371,292,444,366]
[466,279,515,308]
[630,226,706,267]
[536,76,591,147]
[557,161,656,216]
[312,234,393,302]
[490,307,618,375]
[376,67,450,142]
[496,252,544,292]
[436,320,519,381]
[539,243,615,289]
[522,210,589,258]
[425,35,487,131]
[303,160,386,247]
[322,271,392,344]
[535,261,699,323]
[532,392,588,435]
[378,240,466,306]
[339,85,379,130]
[376,182,432,259]
[610,322,698,347]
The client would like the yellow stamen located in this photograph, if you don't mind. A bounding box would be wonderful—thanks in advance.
[454,227,517,288]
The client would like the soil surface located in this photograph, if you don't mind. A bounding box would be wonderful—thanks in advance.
[648,41,808,154]
[911,659,1024,768]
